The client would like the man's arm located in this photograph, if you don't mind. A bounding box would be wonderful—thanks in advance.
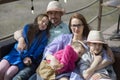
[14,29,27,50]
[14,29,22,41]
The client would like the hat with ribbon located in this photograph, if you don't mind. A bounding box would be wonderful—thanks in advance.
[87,30,105,44]
[46,1,65,14]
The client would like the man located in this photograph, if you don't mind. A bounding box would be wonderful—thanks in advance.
[12,1,70,80]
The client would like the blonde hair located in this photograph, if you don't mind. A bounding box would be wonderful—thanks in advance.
[71,41,85,57]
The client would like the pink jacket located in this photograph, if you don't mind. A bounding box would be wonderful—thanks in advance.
[53,45,79,74]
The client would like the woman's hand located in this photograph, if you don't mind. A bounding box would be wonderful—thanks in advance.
[23,57,32,66]
[17,37,27,50]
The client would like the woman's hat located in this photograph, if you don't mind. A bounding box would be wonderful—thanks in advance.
[87,30,105,44]
[46,1,65,14]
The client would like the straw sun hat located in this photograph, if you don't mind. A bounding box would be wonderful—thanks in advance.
[87,30,105,44]
[46,1,65,14]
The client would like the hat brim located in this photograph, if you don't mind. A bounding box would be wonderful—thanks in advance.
[87,41,106,44]
[46,8,65,14]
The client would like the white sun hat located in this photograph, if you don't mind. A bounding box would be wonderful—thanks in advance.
[87,30,105,44]
[46,1,65,14]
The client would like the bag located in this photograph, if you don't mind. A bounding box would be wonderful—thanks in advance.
[36,60,55,80]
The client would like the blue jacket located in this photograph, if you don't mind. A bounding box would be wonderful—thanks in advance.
[3,24,48,70]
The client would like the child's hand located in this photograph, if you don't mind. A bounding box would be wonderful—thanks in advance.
[23,57,32,66]
[49,57,63,70]
[56,63,63,70]
[17,37,27,50]
[93,54,102,62]
[83,68,94,80]
[91,73,102,80]
[49,58,59,69]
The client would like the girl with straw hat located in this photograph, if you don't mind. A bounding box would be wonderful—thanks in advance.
[78,30,116,80]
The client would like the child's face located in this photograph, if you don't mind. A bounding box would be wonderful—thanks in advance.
[89,42,103,55]
[37,16,49,30]
[74,46,85,58]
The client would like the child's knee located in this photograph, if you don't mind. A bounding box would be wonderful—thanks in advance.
[4,72,13,80]
[4,67,18,80]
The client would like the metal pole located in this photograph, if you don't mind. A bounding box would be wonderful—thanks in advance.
[98,0,103,31]
[117,14,120,33]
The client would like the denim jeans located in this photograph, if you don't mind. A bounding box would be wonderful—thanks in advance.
[12,64,38,80]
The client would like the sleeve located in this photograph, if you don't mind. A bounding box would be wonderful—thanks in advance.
[43,34,64,59]
[32,35,48,61]
[60,45,79,72]
[14,24,29,53]
[102,50,112,62]
[78,53,90,75]
[22,24,29,44]
[60,45,78,66]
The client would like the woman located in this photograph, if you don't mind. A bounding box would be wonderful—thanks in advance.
[0,14,51,80]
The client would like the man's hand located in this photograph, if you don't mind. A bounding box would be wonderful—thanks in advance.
[14,29,22,40]
[23,57,32,66]
[17,37,27,50]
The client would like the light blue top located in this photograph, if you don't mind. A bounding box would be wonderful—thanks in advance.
[48,21,70,44]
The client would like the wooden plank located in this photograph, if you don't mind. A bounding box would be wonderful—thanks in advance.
[0,0,19,4]
[102,0,120,8]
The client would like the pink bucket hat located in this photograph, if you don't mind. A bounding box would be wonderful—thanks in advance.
[87,30,105,44]
[46,1,65,14]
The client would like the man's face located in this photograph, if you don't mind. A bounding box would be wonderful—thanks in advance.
[89,42,103,55]
[47,11,63,26]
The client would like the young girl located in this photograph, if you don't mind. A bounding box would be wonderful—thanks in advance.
[0,14,51,80]
[79,30,116,80]
[37,40,86,80]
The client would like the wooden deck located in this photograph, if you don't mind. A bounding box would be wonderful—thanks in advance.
[103,23,120,52]
[103,23,120,80]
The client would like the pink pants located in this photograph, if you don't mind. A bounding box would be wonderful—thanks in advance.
[0,59,19,80]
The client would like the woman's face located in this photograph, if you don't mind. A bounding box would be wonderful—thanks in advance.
[37,16,49,30]
[89,43,103,55]
[70,18,84,36]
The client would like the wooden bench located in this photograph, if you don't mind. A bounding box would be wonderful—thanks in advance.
[112,51,120,80]
[0,37,16,58]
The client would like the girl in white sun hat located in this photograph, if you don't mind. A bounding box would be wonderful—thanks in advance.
[78,30,116,80]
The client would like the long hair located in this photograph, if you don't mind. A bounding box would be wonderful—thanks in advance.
[69,13,90,38]
[27,14,51,46]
